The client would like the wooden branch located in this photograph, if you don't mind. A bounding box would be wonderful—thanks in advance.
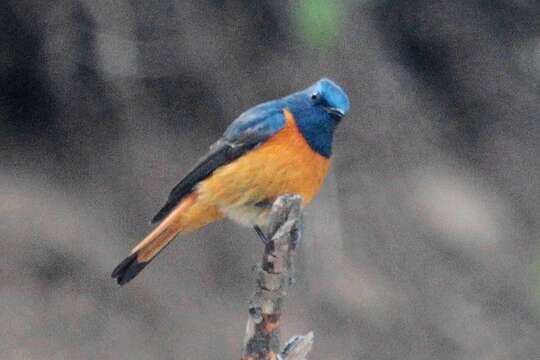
[241,195,314,360]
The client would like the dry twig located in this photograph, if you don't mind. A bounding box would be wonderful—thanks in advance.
[241,195,314,360]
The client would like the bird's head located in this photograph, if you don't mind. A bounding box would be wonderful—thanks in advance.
[285,78,350,157]
[307,78,350,120]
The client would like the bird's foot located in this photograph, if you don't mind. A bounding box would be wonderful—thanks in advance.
[254,225,271,245]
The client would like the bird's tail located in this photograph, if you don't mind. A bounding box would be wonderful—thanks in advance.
[112,193,221,285]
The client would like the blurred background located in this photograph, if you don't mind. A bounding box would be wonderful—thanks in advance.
[2,0,540,359]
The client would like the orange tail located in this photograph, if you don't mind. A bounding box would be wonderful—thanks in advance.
[112,193,221,285]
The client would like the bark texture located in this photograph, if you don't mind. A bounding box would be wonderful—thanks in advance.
[242,195,313,360]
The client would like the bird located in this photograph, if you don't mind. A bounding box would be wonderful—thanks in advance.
[112,78,350,285]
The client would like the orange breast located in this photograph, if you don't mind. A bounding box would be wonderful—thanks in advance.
[196,109,330,225]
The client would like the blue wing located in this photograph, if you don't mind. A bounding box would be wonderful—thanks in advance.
[151,102,286,223]
[222,100,285,141]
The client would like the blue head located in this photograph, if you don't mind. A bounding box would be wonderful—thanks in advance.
[285,78,350,158]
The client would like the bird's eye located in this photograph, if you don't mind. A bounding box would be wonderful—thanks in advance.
[310,92,320,102]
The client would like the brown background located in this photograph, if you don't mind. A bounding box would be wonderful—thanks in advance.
[2,1,540,359]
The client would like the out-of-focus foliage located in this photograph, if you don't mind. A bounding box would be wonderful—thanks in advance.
[2,0,540,359]
[293,0,342,48]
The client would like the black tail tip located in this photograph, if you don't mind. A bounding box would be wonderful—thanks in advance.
[111,253,148,286]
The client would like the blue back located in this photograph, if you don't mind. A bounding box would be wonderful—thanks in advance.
[224,78,350,158]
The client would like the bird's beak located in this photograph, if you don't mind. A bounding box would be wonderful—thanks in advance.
[324,106,345,119]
